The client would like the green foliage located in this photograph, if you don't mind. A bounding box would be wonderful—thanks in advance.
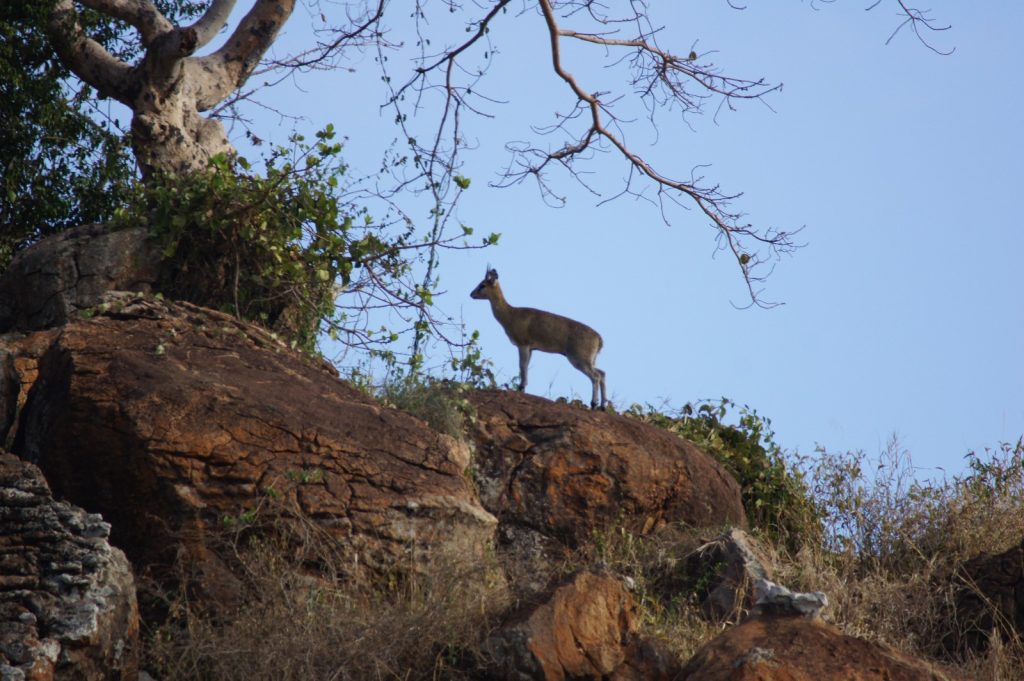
[0,0,202,272]
[446,330,497,388]
[381,376,478,440]
[111,127,404,354]
[625,398,822,552]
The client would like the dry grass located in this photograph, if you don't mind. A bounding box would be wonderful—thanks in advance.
[143,435,1024,680]
[777,438,1024,680]
[144,513,510,681]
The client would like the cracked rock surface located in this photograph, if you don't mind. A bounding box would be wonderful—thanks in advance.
[467,390,746,547]
[484,570,681,681]
[0,224,160,334]
[12,294,496,593]
[0,452,139,681]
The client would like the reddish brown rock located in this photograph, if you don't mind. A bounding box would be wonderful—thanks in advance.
[680,614,965,681]
[1,328,60,447]
[12,294,495,588]
[485,570,684,681]
[467,390,746,546]
[0,452,139,681]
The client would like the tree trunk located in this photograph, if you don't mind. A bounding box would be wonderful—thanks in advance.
[47,0,295,178]
[130,56,235,177]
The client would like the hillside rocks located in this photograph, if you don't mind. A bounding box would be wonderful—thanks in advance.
[680,613,965,681]
[0,225,159,334]
[467,390,746,546]
[752,579,829,619]
[0,452,138,681]
[686,528,775,621]
[485,570,684,681]
[12,293,495,586]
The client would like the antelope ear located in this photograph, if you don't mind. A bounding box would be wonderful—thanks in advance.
[487,268,499,281]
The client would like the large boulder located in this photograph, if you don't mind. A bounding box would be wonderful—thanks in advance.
[680,614,965,681]
[0,225,160,334]
[11,294,496,588]
[484,570,684,681]
[0,452,139,681]
[466,390,746,546]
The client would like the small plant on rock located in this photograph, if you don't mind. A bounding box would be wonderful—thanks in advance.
[625,399,822,552]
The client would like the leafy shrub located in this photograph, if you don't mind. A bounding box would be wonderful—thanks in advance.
[111,127,391,354]
[625,399,822,552]
[381,377,478,439]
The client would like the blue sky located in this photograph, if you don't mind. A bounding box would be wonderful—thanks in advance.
[191,2,1023,474]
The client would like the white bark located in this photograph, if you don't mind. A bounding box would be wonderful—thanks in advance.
[48,0,295,177]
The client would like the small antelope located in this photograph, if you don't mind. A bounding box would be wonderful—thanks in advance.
[470,268,607,409]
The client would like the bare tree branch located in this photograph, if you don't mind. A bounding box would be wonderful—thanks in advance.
[261,0,387,71]
[187,0,238,50]
[868,0,954,55]
[76,0,173,47]
[195,0,297,110]
[48,0,139,104]
[504,0,792,306]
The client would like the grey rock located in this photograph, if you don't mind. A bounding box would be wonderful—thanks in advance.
[0,224,160,333]
[753,578,829,618]
[0,452,139,681]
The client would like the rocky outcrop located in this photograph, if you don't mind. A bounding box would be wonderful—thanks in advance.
[685,528,775,621]
[467,390,746,547]
[0,452,139,681]
[0,225,160,334]
[12,294,496,590]
[752,579,829,619]
[680,614,965,681]
[953,538,1024,653]
[485,570,684,681]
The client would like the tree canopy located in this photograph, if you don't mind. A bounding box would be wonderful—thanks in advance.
[3,1,950,351]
